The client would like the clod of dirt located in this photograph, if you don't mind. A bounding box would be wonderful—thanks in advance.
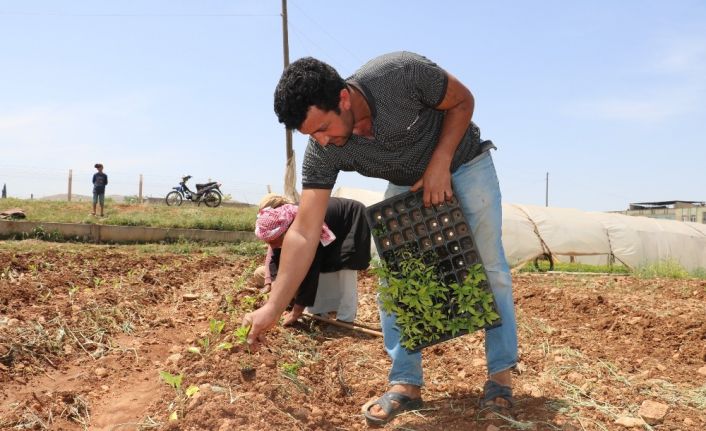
[289,407,310,421]
[94,367,108,378]
[240,367,256,382]
[614,416,646,427]
[638,400,668,425]
[310,405,324,419]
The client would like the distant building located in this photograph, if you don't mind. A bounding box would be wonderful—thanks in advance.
[614,200,706,224]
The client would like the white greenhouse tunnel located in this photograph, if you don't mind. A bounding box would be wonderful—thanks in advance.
[332,187,706,272]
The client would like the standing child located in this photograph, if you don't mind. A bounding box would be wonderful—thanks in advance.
[92,163,108,217]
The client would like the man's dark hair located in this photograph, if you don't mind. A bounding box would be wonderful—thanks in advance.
[94,163,103,169]
[274,57,346,130]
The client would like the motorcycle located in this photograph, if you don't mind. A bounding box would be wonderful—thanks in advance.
[165,175,223,207]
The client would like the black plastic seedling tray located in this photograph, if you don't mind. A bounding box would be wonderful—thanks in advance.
[366,189,501,352]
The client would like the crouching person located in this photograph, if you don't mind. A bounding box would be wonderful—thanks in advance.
[254,197,370,324]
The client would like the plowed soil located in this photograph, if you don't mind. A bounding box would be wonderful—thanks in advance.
[1,241,704,430]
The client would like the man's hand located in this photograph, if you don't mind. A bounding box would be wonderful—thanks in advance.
[410,71,473,207]
[241,302,281,351]
[410,157,453,207]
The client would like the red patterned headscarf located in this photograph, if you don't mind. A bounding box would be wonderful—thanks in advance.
[255,204,336,246]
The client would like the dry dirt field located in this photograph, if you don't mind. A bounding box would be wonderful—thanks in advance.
[1,241,704,430]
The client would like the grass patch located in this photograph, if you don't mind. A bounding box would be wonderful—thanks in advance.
[529,317,558,335]
[225,241,267,257]
[689,385,706,409]
[545,349,624,425]
[520,260,630,274]
[522,258,706,280]
[636,379,706,409]
[634,259,706,279]
[0,238,266,259]
[0,198,257,231]
[691,267,706,279]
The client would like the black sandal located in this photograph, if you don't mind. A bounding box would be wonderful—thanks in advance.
[480,380,514,414]
[364,391,423,426]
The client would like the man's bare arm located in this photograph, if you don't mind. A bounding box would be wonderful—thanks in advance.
[411,72,474,206]
[242,188,331,348]
[267,188,331,312]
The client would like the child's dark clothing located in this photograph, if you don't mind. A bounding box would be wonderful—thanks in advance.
[92,172,108,194]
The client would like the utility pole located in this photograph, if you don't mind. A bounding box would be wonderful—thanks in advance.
[68,169,73,202]
[281,0,299,202]
[139,174,143,203]
[545,172,549,207]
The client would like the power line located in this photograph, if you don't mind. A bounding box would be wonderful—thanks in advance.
[290,1,363,65]
[288,22,340,64]
[0,12,278,17]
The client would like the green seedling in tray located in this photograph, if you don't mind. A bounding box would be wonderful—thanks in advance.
[373,252,500,351]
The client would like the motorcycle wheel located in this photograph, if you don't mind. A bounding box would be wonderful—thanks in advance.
[165,191,183,206]
[203,190,222,208]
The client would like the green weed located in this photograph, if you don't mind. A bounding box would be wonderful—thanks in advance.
[240,295,258,311]
[18,226,64,242]
[635,259,690,279]
[226,241,267,256]
[189,319,234,355]
[234,325,250,345]
[691,267,706,279]
[521,260,630,274]
[281,361,301,377]
[209,319,225,336]
[159,371,183,391]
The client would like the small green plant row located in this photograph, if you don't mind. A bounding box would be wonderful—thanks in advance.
[373,253,500,351]
[186,319,251,355]
[159,320,252,421]
[158,370,200,421]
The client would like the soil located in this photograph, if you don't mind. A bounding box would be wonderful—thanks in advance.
[1,241,705,430]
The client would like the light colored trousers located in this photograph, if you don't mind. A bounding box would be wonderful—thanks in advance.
[306,270,358,323]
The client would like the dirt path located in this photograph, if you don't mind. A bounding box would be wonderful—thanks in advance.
[1,242,704,430]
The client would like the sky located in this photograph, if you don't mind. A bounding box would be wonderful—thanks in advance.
[1,0,704,211]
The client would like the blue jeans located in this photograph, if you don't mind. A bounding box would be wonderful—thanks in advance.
[380,150,518,387]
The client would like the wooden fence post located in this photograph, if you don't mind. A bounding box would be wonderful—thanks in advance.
[68,169,73,202]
